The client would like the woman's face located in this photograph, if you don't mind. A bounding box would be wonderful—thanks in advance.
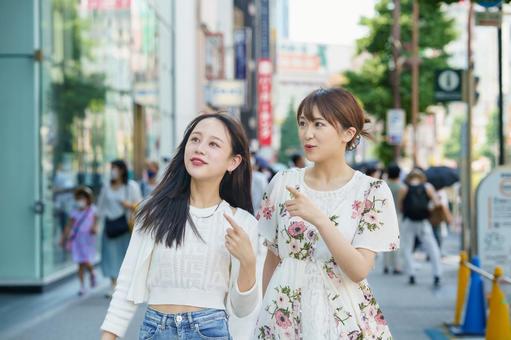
[297,106,355,163]
[184,118,241,181]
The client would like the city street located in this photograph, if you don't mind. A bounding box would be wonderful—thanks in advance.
[0,234,465,340]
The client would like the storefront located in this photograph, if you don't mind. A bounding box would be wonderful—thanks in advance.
[0,0,175,289]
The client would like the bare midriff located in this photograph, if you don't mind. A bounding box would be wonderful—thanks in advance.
[149,304,204,314]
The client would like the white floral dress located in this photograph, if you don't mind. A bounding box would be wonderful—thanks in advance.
[254,168,399,340]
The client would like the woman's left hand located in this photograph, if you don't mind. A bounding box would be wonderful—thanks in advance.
[224,213,255,267]
[120,200,132,210]
[285,186,329,227]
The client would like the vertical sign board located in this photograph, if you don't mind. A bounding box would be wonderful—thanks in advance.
[386,109,405,145]
[257,59,272,146]
[477,167,511,298]
[234,28,247,80]
[259,0,270,58]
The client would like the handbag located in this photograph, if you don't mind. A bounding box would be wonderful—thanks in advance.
[105,214,130,238]
[105,185,131,238]
[429,205,448,226]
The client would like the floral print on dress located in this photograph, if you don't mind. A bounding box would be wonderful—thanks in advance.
[255,169,398,339]
[283,220,318,260]
[257,286,302,340]
[355,180,389,235]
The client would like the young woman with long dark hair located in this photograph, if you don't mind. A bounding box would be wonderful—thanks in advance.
[101,113,259,340]
[255,88,399,339]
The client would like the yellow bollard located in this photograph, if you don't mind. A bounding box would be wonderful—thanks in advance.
[486,266,511,340]
[454,251,470,325]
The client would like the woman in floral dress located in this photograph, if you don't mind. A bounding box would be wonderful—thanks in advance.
[254,88,399,340]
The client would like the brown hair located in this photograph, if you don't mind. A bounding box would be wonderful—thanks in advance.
[74,186,94,205]
[297,87,371,150]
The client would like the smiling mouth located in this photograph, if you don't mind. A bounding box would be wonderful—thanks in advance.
[190,157,207,166]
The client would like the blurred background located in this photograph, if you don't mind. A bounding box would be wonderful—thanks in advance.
[1,0,511,339]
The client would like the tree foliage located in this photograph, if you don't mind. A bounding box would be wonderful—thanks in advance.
[279,99,301,163]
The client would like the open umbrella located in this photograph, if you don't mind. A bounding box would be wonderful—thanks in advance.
[425,166,459,190]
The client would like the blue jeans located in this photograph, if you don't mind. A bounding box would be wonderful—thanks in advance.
[139,307,232,340]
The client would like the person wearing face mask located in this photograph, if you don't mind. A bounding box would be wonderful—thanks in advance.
[140,161,160,198]
[97,160,143,296]
[60,186,98,295]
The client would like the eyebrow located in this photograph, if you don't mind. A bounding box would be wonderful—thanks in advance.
[298,115,325,122]
[190,131,225,144]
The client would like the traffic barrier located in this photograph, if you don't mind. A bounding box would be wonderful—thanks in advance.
[486,266,511,340]
[453,251,470,326]
[460,256,486,335]
[449,254,511,338]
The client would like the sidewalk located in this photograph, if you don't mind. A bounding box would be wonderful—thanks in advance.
[0,234,463,340]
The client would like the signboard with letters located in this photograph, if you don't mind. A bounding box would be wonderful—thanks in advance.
[257,59,272,146]
[477,167,511,298]
[205,80,245,108]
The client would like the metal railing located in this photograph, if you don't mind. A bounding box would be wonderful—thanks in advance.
[464,261,511,285]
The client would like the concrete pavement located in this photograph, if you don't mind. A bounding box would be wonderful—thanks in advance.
[0,234,466,340]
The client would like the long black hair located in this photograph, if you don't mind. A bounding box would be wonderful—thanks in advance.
[110,159,129,184]
[136,113,253,248]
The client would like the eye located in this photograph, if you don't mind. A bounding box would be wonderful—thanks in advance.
[315,121,325,128]
[298,120,306,127]
[190,137,200,143]
[209,142,220,148]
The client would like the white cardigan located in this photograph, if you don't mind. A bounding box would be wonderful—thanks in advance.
[101,204,260,338]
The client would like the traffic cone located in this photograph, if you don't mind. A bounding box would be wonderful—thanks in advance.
[454,251,470,326]
[461,256,486,335]
[486,266,511,340]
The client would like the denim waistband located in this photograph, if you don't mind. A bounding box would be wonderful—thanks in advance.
[144,307,227,328]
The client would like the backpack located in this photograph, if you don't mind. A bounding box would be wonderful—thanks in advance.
[402,184,430,221]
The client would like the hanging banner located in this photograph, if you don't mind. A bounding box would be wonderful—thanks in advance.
[257,59,272,146]
[386,109,405,145]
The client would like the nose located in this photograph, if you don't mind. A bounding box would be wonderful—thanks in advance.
[303,125,314,141]
[194,141,207,155]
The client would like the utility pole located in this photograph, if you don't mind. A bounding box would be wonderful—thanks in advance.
[411,0,419,166]
[391,0,401,161]
[463,2,474,253]
[498,4,505,165]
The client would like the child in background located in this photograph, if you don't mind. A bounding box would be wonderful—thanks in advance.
[61,186,98,295]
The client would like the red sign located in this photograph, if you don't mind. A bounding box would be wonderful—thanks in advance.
[257,59,273,146]
[88,0,131,10]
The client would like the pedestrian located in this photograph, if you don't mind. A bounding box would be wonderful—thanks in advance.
[290,153,306,168]
[255,88,399,339]
[251,151,268,213]
[383,163,403,275]
[60,186,98,295]
[429,188,453,255]
[399,168,442,286]
[97,159,142,295]
[365,165,382,179]
[140,160,159,198]
[101,113,260,340]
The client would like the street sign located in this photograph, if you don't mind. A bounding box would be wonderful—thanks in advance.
[477,1,502,8]
[205,80,245,107]
[386,109,405,145]
[475,11,502,27]
[434,69,463,102]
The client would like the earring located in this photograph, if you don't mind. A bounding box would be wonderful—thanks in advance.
[347,135,361,151]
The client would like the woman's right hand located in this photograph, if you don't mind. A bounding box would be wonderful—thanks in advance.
[100,331,117,340]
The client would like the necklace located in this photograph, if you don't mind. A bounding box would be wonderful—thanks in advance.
[189,200,223,219]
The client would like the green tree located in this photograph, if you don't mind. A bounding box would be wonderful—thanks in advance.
[50,0,106,165]
[443,113,466,164]
[343,0,458,163]
[479,110,499,168]
[279,99,301,163]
